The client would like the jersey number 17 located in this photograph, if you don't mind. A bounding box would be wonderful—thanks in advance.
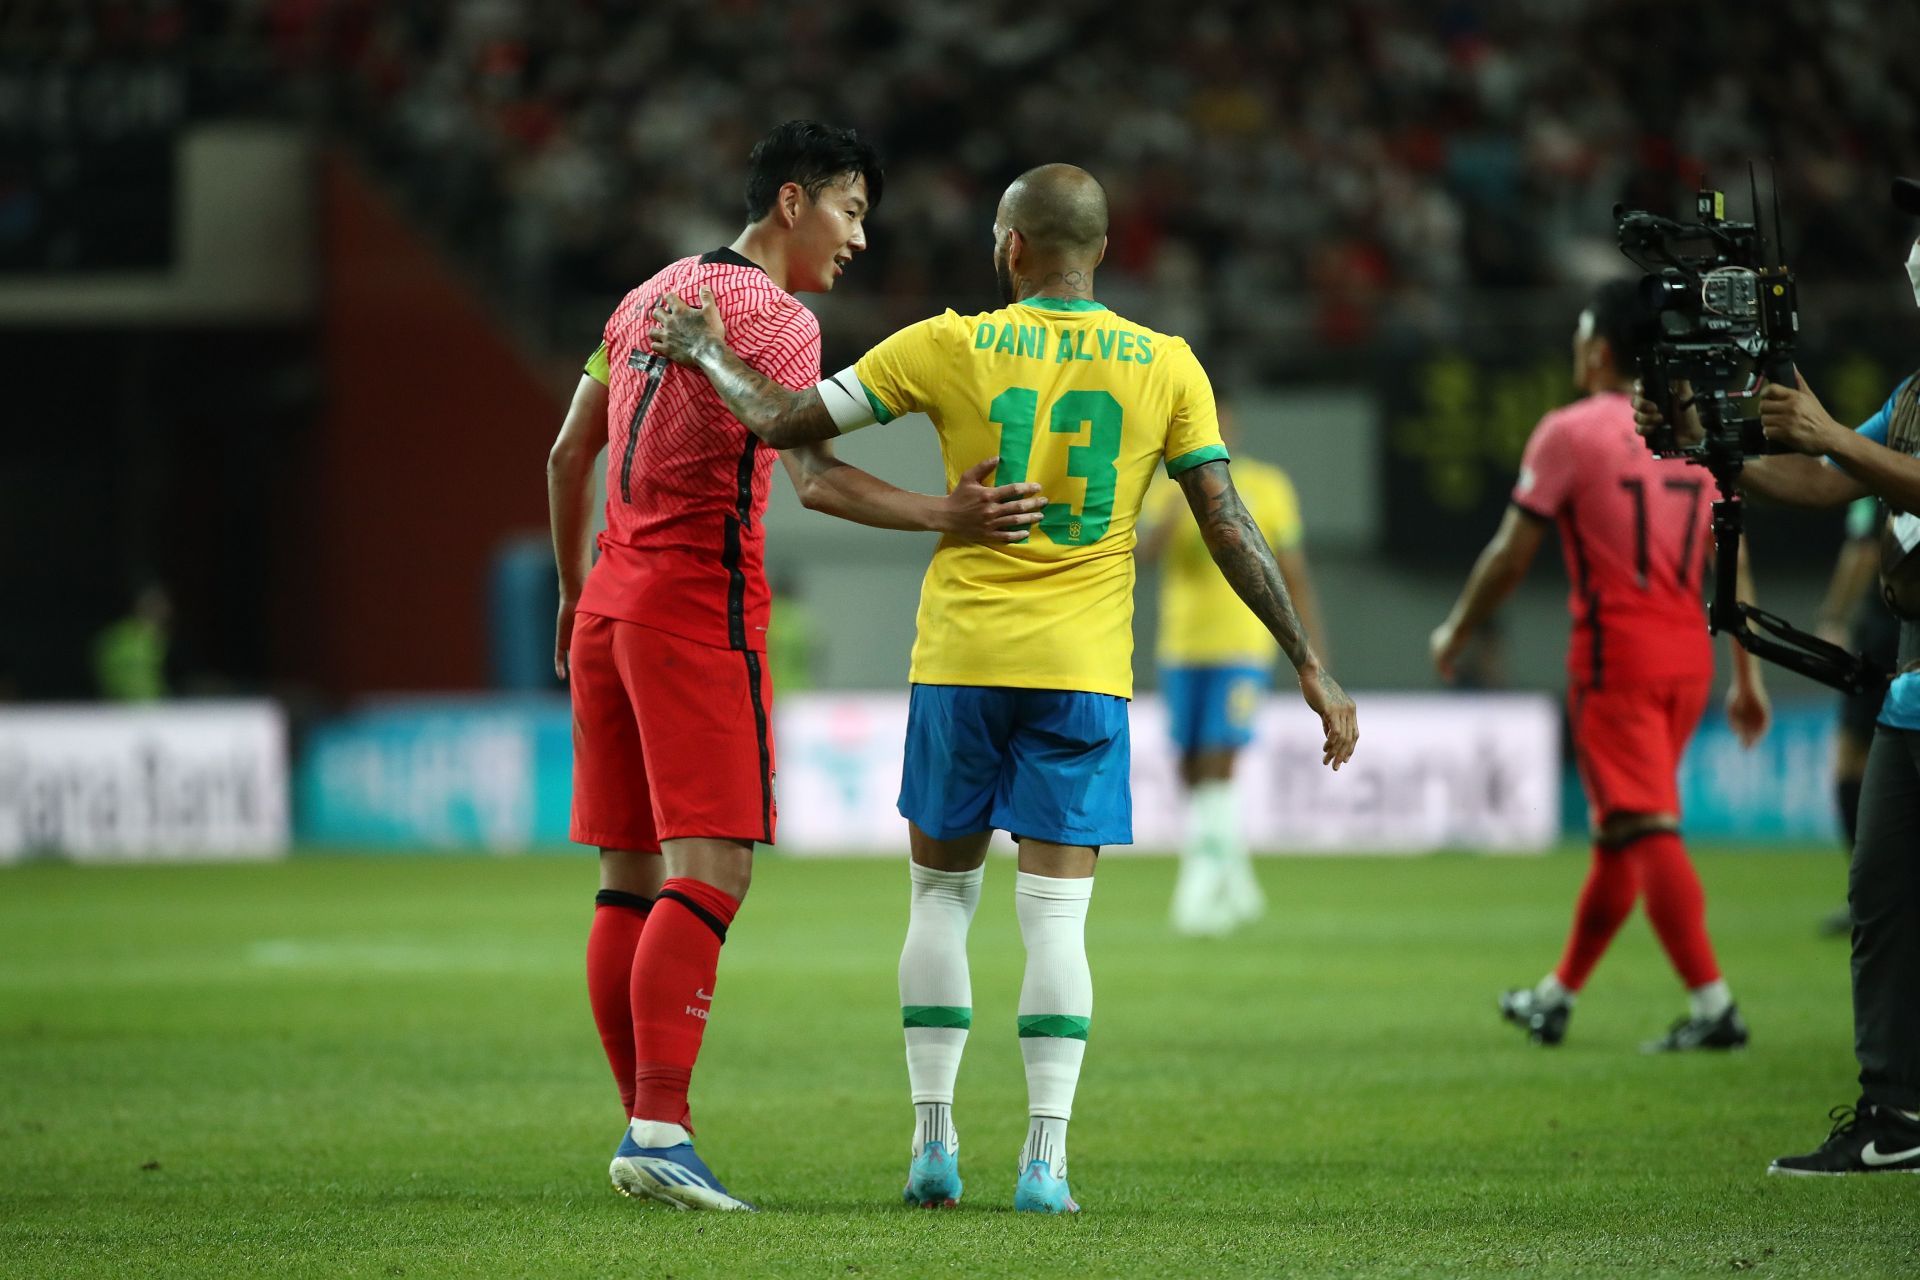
[1619,476,1705,588]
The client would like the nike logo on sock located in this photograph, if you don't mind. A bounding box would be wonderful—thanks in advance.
[695,989,713,1002]
[1860,1141,1920,1167]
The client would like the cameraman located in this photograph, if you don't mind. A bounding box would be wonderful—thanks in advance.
[1812,498,1899,936]
[1634,177,1920,1176]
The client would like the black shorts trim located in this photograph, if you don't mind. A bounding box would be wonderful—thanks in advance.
[743,649,773,843]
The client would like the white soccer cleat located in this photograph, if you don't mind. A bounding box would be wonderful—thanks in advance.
[1171,857,1236,936]
[1220,853,1268,925]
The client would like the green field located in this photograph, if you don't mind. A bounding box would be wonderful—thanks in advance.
[1,849,1913,1278]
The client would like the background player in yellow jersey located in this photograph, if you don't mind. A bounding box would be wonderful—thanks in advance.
[1139,420,1327,936]
[647,164,1357,1215]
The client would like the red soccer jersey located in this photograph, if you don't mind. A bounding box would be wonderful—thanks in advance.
[576,249,822,651]
[1511,390,1714,687]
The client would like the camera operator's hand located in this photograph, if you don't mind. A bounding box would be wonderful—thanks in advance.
[1632,378,1705,449]
[1758,368,1845,456]
[1727,677,1772,748]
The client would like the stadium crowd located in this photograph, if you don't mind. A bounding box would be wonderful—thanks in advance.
[17,0,1920,363]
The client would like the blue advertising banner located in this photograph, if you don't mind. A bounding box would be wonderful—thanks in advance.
[1677,697,1840,842]
[295,696,573,850]
[294,693,1839,852]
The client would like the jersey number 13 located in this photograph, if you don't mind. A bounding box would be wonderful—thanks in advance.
[987,386,1121,546]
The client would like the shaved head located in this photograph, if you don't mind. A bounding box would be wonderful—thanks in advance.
[992,163,1109,302]
[997,163,1109,256]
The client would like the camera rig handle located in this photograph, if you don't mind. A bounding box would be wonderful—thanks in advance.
[1708,487,1890,697]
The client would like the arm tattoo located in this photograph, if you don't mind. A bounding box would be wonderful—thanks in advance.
[692,339,841,447]
[1177,460,1314,669]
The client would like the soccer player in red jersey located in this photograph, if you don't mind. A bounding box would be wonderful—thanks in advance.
[1429,281,1772,1052]
[545,121,1046,1210]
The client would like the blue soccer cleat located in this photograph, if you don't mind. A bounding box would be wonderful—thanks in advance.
[610,1128,755,1212]
[902,1140,963,1208]
[1013,1158,1079,1214]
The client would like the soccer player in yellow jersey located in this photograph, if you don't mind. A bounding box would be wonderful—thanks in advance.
[1139,422,1327,936]
[647,163,1357,1214]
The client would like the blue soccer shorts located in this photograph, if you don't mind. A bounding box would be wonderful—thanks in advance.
[1161,664,1271,755]
[897,683,1132,848]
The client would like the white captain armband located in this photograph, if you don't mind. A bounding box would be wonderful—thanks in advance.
[816,365,879,433]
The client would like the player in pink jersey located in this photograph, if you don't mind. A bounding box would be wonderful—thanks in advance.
[546,121,1046,1210]
[1430,281,1771,1052]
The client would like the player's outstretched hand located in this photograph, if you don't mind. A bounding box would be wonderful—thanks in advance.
[554,595,577,680]
[1727,679,1772,748]
[647,287,726,366]
[941,456,1047,543]
[1428,620,1464,682]
[1758,367,1841,456]
[1300,664,1358,770]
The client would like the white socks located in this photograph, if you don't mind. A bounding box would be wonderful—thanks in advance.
[900,863,982,1155]
[1535,974,1575,1006]
[628,1119,690,1149]
[1174,779,1264,933]
[1016,871,1094,1174]
[899,863,1096,1176]
[1537,973,1731,1020]
[1189,780,1237,860]
[1688,979,1733,1021]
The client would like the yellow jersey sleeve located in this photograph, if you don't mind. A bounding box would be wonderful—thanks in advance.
[852,313,958,424]
[1263,466,1304,551]
[1161,342,1228,476]
[584,342,610,386]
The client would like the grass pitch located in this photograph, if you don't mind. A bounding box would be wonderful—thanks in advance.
[1,848,1914,1278]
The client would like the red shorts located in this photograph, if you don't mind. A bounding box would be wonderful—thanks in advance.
[568,612,777,850]
[1567,676,1709,823]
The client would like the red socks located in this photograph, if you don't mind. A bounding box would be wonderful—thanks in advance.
[630,877,740,1129]
[1628,830,1721,988]
[1554,841,1640,991]
[586,890,653,1117]
[1553,830,1721,993]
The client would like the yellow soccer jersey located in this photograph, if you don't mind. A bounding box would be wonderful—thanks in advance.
[834,296,1226,698]
[1143,456,1302,667]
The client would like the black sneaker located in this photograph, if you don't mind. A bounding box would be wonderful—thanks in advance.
[1641,1003,1749,1053]
[1498,988,1570,1046]
[1769,1101,1920,1176]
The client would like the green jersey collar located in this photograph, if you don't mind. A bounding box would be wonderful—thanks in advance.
[1014,295,1107,313]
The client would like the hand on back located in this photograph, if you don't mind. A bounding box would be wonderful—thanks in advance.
[942,457,1048,544]
[648,288,727,365]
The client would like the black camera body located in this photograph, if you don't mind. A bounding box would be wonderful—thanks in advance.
[1610,185,1885,698]
[1616,189,1799,466]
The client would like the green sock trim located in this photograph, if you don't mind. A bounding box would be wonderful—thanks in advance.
[903,1005,973,1030]
[1017,1014,1091,1040]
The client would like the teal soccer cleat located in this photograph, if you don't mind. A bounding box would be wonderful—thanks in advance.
[1013,1158,1079,1214]
[902,1140,963,1208]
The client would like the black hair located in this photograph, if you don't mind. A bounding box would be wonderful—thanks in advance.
[743,121,884,223]
[1588,278,1642,364]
